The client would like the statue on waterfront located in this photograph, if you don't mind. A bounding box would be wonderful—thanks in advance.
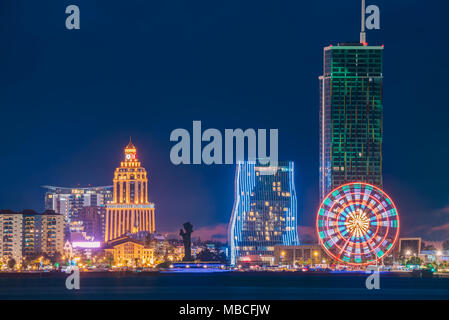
[180,222,194,261]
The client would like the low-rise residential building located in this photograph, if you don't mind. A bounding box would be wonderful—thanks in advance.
[274,244,327,266]
[419,250,449,264]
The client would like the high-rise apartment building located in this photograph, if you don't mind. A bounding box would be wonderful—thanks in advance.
[43,185,113,222]
[228,161,299,266]
[0,210,64,262]
[39,211,65,256]
[77,206,105,241]
[105,139,155,242]
[319,6,383,200]
[0,210,23,262]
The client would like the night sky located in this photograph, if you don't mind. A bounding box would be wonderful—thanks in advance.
[1,1,448,241]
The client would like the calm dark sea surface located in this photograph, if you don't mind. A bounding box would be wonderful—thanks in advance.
[0,271,448,300]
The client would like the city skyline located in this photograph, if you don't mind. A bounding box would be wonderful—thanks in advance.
[0,1,448,243]
[1,0,449,306]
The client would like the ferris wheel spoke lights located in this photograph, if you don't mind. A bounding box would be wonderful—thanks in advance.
[316,182,400,266]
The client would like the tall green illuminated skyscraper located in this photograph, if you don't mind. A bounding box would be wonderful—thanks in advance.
[319,2,383,200]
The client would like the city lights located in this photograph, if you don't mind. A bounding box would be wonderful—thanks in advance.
[229,161,299,266]
[105,140,156,242]
[72,242,101,249]
[0,0,447,305]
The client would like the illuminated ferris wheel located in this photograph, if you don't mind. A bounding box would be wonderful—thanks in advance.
[316,182,400,266]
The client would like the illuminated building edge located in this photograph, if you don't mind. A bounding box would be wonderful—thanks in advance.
[229,161,299,266]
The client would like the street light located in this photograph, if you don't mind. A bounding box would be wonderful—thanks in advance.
[313,251,319,266]
[280,251,286,266]
[404,250,412,265]
[436,251,442,265]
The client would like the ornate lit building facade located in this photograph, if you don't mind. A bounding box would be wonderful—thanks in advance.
[105,139,155,242]
[104,236,154,267]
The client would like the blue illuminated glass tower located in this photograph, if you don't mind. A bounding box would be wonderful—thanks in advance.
[228,161,299,266]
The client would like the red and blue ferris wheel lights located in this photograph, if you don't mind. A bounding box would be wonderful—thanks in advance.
[316,182,400,266]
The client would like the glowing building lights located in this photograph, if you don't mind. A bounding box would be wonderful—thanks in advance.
[319,43,384,201]
[105,139,156,242]
[43,185,112,223]
[71,241,101,248]
[228,161,299,266]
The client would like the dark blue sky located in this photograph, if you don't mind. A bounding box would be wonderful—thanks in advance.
[1,1,448,241]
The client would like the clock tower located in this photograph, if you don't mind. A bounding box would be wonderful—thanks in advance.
[105,138,155,242]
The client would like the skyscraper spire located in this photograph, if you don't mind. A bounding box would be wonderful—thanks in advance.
[127,136,134,148]
[360,0,366,43]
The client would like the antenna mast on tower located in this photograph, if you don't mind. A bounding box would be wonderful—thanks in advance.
[360,0,366,43]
